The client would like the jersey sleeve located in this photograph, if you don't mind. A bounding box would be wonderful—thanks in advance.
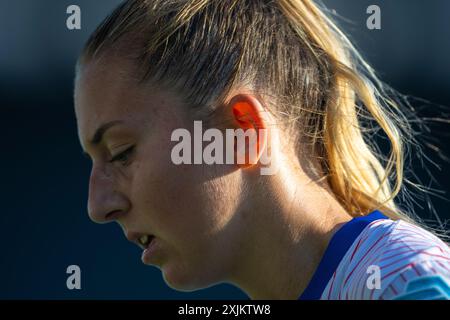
[363,221,450,300]
[379,259,450,300]
[336,219,450,300]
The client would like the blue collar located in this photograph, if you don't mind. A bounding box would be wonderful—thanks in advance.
[298,210,388,300]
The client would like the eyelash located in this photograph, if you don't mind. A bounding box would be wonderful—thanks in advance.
[109,146,135,166]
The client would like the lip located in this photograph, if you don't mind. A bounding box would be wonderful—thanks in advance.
[125,231,154,250]
[141,236,158,264]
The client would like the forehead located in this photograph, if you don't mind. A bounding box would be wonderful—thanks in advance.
[74,57,186,149]
[75,57,141,127]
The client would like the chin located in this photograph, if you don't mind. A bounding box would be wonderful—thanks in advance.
[161,262,218,292]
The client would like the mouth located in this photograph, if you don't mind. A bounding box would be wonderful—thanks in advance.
[127,232,155,250]
[137,234,155,249]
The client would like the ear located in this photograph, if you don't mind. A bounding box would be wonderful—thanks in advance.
[229,94,268,169]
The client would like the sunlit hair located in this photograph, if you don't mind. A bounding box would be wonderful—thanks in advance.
[78,0,446,231]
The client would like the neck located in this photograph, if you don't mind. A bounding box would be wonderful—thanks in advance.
[227,166,352,299]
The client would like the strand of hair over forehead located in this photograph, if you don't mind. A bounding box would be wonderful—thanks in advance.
[80,0,448,239]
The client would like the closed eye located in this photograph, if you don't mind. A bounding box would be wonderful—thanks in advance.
[109,146,135,165]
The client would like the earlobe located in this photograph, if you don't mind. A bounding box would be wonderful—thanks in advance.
[230,95,268,169]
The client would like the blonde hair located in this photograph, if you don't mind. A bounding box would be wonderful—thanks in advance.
[79,0,444,228]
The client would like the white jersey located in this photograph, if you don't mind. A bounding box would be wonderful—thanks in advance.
[299,211,450,300]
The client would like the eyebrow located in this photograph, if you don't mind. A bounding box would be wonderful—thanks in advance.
[81,120,125,158]
[90,120,124,146]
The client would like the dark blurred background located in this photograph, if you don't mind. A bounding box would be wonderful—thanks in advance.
[1,0,449,299]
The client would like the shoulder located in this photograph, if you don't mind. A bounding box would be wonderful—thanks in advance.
[375,220,450,300]
[322,218,450,300]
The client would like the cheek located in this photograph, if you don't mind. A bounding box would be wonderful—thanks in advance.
[133,124,241,241]
[152,170,242,287]
[130,134,244,287]
[134,148,242,251]
[129,119,244,269]
[141,161,236,241]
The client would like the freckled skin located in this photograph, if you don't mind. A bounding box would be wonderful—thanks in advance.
[74,57,246,290]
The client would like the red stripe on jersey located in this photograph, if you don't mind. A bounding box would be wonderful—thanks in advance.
[343,233,391,286]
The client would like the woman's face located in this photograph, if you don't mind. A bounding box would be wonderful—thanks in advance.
[74,57,245,290]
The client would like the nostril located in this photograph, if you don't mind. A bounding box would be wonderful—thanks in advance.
[105,209,124,221]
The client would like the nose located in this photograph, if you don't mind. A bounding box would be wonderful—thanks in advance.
[87,164,130,224]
